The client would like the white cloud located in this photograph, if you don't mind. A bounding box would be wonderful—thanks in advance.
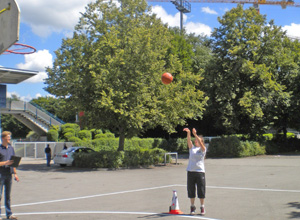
[152,5,183,27]
[17,0,96,37]
[16,50,53,83]
[201,7,218,15]
[282,23,300,39]
[7,91,52,101]
[151,5,212,36]
[185,22,212,36]
[7,91,32,102]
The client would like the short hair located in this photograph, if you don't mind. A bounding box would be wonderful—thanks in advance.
[1,131,12,139]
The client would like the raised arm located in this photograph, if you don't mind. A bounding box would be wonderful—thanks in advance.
[183,128,193,149]
[192,128,206,152]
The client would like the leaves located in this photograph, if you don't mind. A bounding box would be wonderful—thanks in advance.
[205,5,298,137]
[45,0,208,150]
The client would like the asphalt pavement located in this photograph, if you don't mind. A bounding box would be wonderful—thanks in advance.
[3,155,300,220]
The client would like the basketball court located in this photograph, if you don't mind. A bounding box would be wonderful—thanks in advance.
[1,1,300,219]
[5,155,300,220]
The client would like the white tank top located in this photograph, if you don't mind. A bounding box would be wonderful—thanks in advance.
[186,145,206,172]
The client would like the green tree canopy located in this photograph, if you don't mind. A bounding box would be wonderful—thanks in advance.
[45,0,208,150]
[204,5,297,137]
[30,96,76,123]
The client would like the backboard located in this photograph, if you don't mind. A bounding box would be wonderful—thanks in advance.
[0,0,20,55]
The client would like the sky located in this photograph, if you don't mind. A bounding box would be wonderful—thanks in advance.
[1,0,300,101]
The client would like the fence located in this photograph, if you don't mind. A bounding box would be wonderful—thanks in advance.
[13,142,74,159]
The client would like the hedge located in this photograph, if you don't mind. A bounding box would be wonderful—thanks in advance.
[72,147,166,169]
[78,130,92,140]
[207,136,265,158]
[47,129,59,142]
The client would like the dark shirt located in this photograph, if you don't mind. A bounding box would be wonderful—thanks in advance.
[0,144,15,175]
[45,147,51,154]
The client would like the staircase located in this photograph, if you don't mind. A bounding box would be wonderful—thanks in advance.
[0,100,65,135]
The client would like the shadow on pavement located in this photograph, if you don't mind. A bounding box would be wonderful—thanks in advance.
[287,202,300,219]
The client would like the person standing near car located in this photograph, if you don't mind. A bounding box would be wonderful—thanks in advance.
[183,128,206,216]
[0,131,19,219]
[45,144,51,167]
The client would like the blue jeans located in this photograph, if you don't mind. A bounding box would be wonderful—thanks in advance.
[46,153,51,166]
[0,174,13,218]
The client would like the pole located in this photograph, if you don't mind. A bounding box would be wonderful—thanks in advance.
[0,110,2,138]
[180,11,183,33]
[180,0,183,33]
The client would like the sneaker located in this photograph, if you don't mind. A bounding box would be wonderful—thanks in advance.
[190,205,196,215]
[7,215,18,219]
[200,206,206,215]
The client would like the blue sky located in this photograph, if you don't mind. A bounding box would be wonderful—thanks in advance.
[1,0,300,101]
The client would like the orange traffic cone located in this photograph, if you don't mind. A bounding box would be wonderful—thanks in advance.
[169,190,183,214]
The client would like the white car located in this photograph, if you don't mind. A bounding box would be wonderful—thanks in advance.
[53,147,95,167]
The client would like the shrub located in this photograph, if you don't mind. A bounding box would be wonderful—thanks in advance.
[95,134,108,139]
[207,136,265,158]
[157,138,188,154]
[62,128,75,135]
[265,138,300,154]
[104,132,115,138]
[50,125,60,131]
[47,129,59,142]
[90,129,103,139]
[240,141,266,157]
[73,147,166,169]
[68,136,82,143]
[78,130,92,140]
[122,147,166,168]
[61,123,80,135]
[207,136,241,158]
[63,132,75,141]
[73,151,124,169]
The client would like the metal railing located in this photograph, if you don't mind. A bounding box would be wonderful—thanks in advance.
[4,100,65,127]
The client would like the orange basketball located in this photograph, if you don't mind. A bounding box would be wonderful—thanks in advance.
[161,72,173,85]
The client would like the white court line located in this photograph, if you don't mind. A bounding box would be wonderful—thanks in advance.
[8,184,223,220]
[10,211,221,220]
[176,184,300,193]
[11,184,180,208]
[11,184,300,209]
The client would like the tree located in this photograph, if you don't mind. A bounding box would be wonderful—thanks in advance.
[288,40,300,131]
[30,96,76,123]
[45,0,208,151]
[185,32,213,76]
[269,38,300,137]
[204,6,295,138]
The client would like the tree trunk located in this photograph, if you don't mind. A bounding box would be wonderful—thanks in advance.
[117,127,125,151]
[283,126,287,141]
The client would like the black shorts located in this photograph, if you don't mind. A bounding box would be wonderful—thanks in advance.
[187,171,206,199]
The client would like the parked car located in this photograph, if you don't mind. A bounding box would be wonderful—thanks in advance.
[53,147,95,167]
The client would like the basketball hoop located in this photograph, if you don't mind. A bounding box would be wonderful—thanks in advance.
[3,43,36,55]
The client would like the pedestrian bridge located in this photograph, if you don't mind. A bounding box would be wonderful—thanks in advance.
[0,100,64,135]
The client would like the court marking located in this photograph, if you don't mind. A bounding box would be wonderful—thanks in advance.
[8,184,223,220]
[9,184,300,209]
[174,184,300,193]
[7,211,222,220]
[8,184,299,219]
[11,184,180,208]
